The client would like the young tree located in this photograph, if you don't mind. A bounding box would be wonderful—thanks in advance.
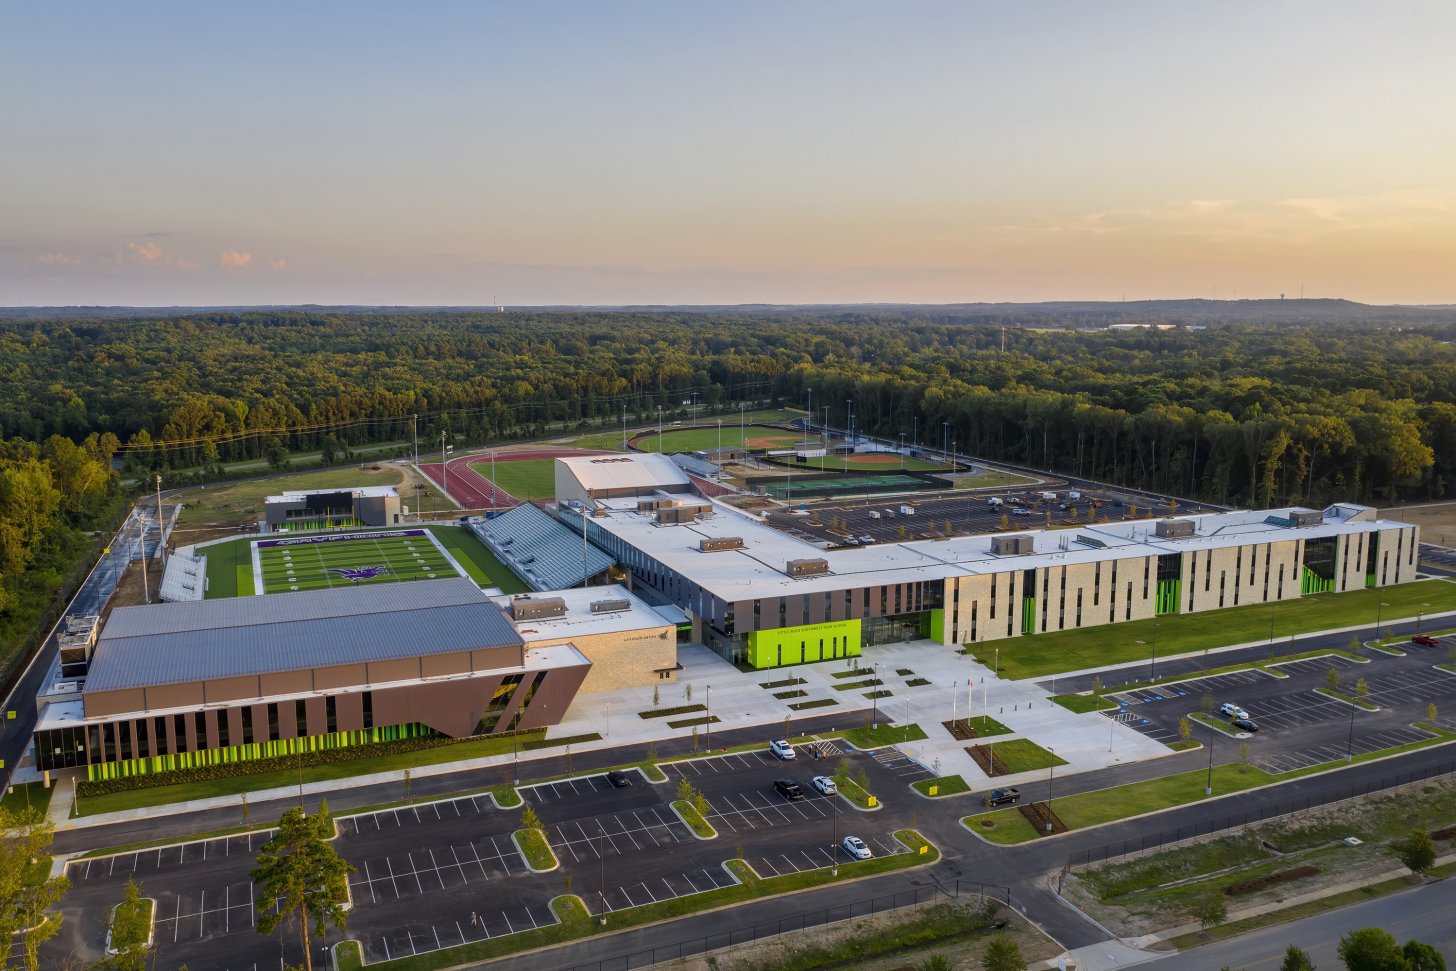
[1396,829,1437,875]
[1355,677,1370,701]
[1428,702,1438,724]
[677,776,695,804]
[1201,691,1215,714]
[653,684,660,707]
[1239,742,1250,765]
[1280,944,1316,971]
[1190,893,1228,934]
[982,936,1026,971]
[93,878,150,971]
[1091,673,1103,696]
[0,807,70,971]
[1349,633,1365,657]
[1179,717,1193,743]
[693,788,710,819]
[520,803,544,833]
[917,956,953,971]
[1325,667,1341,692]
[252,803,355,971]
[834,756,851,789]
[1338,927,1408,971]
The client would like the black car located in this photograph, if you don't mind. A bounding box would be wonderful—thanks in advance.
[606,770,633,788]
[984,787,1021,807]
[1233,718,1260,733]
[773,779,805,801]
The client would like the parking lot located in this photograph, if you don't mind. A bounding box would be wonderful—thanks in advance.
[49,738,926,969]
[765,489,1189,548]
[1099,635,1456,775]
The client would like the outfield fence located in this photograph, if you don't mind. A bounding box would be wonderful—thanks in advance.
[1066,757,1456,872]
[553,881,1012,971]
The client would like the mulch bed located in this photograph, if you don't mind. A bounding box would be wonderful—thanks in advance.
[966,743,1009,776]
[944,719,985,741]
[1018,801,1068,836]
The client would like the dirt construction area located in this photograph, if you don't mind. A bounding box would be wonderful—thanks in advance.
[1391,501,1456,548]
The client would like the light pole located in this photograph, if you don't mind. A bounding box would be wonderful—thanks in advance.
[807,388,813,438]
[490,450,497,508]
[994,647,999,678]
[441,430,449,502]
[1417,604,1430,634]
[899,434,906,470]
[951,680,958,725]
[657,406,664,453]
[717,419,722,453]
[1045,755,1056,833]
[871,663,881,729]
[1149,622,1159,682]
[913,415,918,451]
[1205,719,1216,794]
[1375,601,1390,642]
[599,820,609,924]
[830,785,839,876]
[1345,707,1356,763]
[706,685,712,749]
[605,700,611,737]
[622,405,627,451]
[942,422,949,461]
[846,400,853,446]
[1267,601,1277,660]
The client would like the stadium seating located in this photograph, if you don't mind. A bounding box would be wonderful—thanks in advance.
[468,503,614,591]
[159,552,208,602]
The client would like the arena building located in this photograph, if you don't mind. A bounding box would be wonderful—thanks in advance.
[34,578,590,779]
[552,456,1418,668]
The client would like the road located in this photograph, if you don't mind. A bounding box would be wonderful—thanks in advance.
[1138,876,1456,969]
[0,504,153,792]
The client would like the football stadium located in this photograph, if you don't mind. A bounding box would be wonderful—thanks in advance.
[251,528,463,595]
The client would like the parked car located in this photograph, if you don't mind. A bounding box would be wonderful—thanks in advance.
[774,779,805,801]
[812,775,837,795]
[983,787,1021,807]
[770,739,796,760]
[843,537,859,546]
[1233,718,1260,732]
[1413,634,1440,647]
[841,835,872,860]
[606,770,633,788]
[1218,703,1249,720]
[858,534,875,544]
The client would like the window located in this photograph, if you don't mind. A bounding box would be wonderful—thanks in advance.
[195,711,208,750]
[174,714,188,753]
[361,692,373,730]
[267,703,280,741]
[296,699,308,736]
[217,711,230,748]
[326,695,338,733]
[241,707,254,745]
[154,717,169,756]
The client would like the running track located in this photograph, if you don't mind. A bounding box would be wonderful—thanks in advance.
[417,448,610,509]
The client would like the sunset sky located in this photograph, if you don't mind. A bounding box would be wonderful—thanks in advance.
[3,1,1453,306]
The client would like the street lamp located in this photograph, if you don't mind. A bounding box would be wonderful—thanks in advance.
[1149,622,1160,682]
[1045,753,1057,833]
[1375,601,1391,642]
[706,685,712,749]
[1417,604,1430,634]
[871,663,881,729]
[846,400,854,446]
[657,406,664,453]
[1205,719,1216,794]
[1345,707,1356,764]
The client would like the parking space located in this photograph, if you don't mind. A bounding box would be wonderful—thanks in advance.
[1271,655,1367,678]
[346,832,526,905]
[872,748,936,783]
[663,749,780,778]
[1254,726,1436,774]
[1363,666,1456,706]
[749,831,909,879]
[548,806,691,863]
[598,864,739,914]
[367,899,560,963]
[521,771,625,803]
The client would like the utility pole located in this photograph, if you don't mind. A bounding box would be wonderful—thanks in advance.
[154,474,165,565]
[441,430,449,507]
[138,505,149,604]
[622,405,627,452]
[412,413,418,467]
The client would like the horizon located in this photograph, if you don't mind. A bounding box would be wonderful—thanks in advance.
[3,1,1454,306]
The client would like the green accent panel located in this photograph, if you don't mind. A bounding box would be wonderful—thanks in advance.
[1301,567,1335,595]
[1365,573,1377,589]
[86,722,433,781]
[928,608,945,642]
[745,618,862,669]
[1021,597,1036,635]
[1156,579,1182,615]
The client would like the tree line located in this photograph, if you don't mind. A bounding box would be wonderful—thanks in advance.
[1,310,1453,507]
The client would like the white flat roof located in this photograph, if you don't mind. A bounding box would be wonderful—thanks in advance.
[558,453,689,492]
[585,499,1412,600]
[493,584,672,642]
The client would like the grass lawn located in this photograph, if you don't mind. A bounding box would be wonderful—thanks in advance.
[516,827,558,870]
[1,780,56,816]
[968,578,1456,679]
[829,723,928,749]
[951,469,1038,490]
[834,774,879,810]
[1051,693,1118,713]
[175,466,404,525]
[109,893,154,951]
[467,457,556,500]
[633,424,803,454]
[980,738,1067,774]
[335,940,364,971]
[1190,712,1246,737]
[76,729,563,816]
[672,799,716,838]
[201,533,255,598]
[1316,687,1379,710]
[423,524,528,593]
[912,775,971,797]
[960,714,1014,737]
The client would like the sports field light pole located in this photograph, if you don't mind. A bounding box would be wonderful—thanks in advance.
[717,420,722,453]
[739,402,746,449]
[490,450,497,509]
[846,400,853,447]
[942,422,949,462]
[1204,719,1216,793]
[622,405,627,451]
[657,406,664,453]
[440,430,449,506]
[899,434,906,470]
[912,415,918,452]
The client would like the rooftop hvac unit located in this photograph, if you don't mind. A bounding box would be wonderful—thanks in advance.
[590,599,632,614]
[1155,518,1196,539]
[656,507,697,525]
[512,596,567,621]
[786,558,830,577]
[1289,509,1323,527]
[638,498,669,512]
[991,535,1034,555]
[699,537,744,552]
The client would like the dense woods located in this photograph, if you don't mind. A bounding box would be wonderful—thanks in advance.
[2,309,1454,507]
[3,305,1454,665]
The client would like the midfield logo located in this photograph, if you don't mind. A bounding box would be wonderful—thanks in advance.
[327,565,389,582]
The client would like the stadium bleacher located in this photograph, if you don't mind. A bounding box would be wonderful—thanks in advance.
[468,503,615,591]
[159,551,208,602]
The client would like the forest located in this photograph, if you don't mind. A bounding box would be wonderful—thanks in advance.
[1,309,1453,507]
[3,307,1455,669]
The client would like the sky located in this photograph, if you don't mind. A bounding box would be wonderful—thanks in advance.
[2,1,1454,307]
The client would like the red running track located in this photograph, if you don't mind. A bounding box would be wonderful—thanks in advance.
[417,448,611,509]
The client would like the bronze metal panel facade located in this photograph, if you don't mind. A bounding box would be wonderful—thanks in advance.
[513,663,590,731]
[84,688,146,719]
[143,683,203,711]
[204,675,261,704]
[336,692,365,732]
[471,645,522,670]
[305,696,328,736]
[420,652,470,679]
[314,663,366,691]
[367,658,419,684]
[261,670,313,696]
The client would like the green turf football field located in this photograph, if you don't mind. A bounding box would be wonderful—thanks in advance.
[256,532,460,594]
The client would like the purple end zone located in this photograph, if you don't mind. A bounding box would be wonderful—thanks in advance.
[256,529,427,549]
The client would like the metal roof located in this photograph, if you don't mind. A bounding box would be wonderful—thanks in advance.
[557,453,690,492]
[468,504,615,591]
[86,578,523,694]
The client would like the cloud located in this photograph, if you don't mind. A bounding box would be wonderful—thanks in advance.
[35,252,74,265]
[218,249,253,269]
[269,258,287,271]
[127,241,166,264]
